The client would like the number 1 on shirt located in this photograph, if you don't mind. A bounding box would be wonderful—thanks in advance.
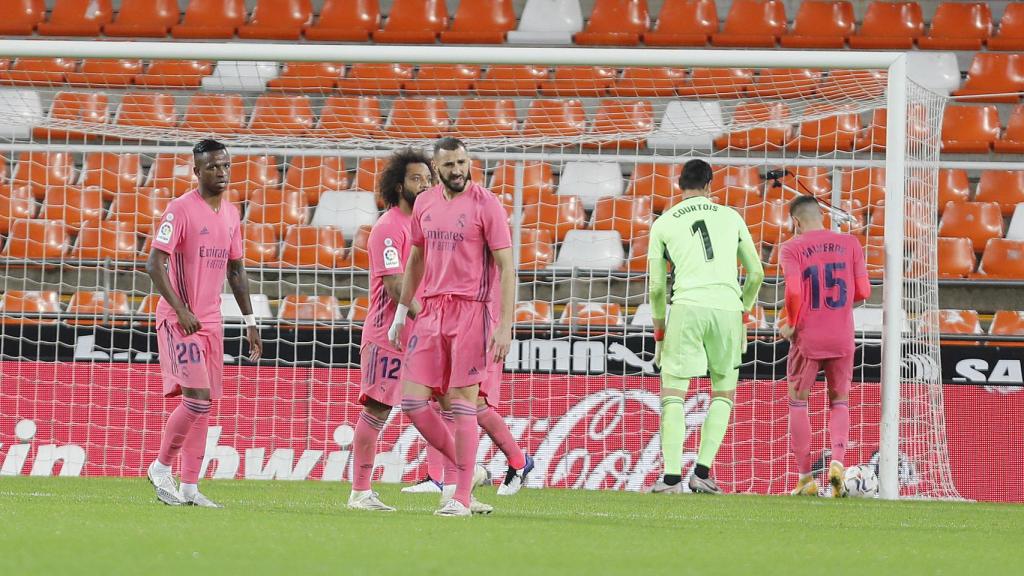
[691,220,714,261]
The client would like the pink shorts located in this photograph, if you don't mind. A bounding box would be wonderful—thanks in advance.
[787,344,853,396]
[157,320,224,400]
[402,297,491,392]
[359,340,403,407]
[478,364,503,408]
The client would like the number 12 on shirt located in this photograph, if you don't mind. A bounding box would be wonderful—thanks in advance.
[801,262,848,309]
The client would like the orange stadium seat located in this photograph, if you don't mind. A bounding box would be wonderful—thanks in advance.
[522,99,587,140]
[33,92,109,141]
[241,223,278,266]
[41,186,104,231]
[937,169,971,212]
[384,98,450,139]
[989,310,1024,338]
[38,0,112,36]
[591,196,653,241]
[624,232,650,272]
[134,60,213,87]
[146,154,196,197]
[747,68,822,99]
[278,225,349,268]
[347,296,370,322]
[104,0,180,37]
[405,64,480,95]
[303,0,379,42]
[643,0,717,46]
[521,193,587,242]
[714,101,791,150]
[454,99,518,139]
[181,94,246,135]
[317,96,383,139]
[710,166,761,208]
[518,228,555,270]
[137,293,160,315]
[588,99,654,149]
[0,290,61,325]
[989,3,1024,51]
[82,153,141,198]
[712,0,787,48]
[227,155,280,204]
[115,93,177,129]
[862,238,885,279]
[238,0,312,40]
[441,0,515,44]
[977,239,1024,279]
[864,204,926,240]
[819,69,887,102]
[853,107,931,151]
[995,104,1024,153]
[786,105,861,152]
[351,158,385,192]
[1,58,75,86]
[678,68,754,98]
[849,2,923,49]
[66,291,131,326]
[952,54,1024,103]
[71,223,139,262]
[744,305,769,330]
[626,163,681,212]
[612,67,685,97]
[515,301,553,324]
[373,0,447,44]
[172,0,245,39]
[0,0,46,36]
[745,200,790,245]
[780,166,831,200]
[337,63,414,96]
[12,152,76,200]
[284,156,348,206]
[975,170,1024,216]
[917,2,992,50]
[475,65,547,96]
[574,0,650,46]
[278,294,342,323]
[939,202,1004,252]
[108,188,171,233]
[248,94,314,137]
[930,310,982,344]
[246,188,308,233]
[840,167,886,208]
[540,66,616,97]
[941,105,1000,153]
[66,59,143,87]
[781,1,854,48]
[560,302,624,326]
[2,219,69,260]
[350,224,371,270]
[0,184,34,235]
[267,62,345,92]
[489,161,555,206]
[937,237,977,278]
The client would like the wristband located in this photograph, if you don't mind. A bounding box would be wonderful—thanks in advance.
[654,328,665,342]
[394,304,409,324]
[242,314,256,327]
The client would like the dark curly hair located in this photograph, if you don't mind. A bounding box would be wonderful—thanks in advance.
[378,148,433,208]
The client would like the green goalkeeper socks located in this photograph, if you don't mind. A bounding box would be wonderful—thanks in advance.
[660,396,686,476]
[697,396,734,469]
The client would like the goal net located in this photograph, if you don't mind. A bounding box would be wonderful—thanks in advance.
[0,42,957,499]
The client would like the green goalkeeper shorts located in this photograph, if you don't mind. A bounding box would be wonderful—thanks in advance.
[661,303,746,387]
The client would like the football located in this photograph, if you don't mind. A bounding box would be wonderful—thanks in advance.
[844,464,880,498]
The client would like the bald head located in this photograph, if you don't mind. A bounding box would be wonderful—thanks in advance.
[788,195,824,235]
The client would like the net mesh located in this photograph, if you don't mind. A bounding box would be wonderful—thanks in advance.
[0,55,957,498]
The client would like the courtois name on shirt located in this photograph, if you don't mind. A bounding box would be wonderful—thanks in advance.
[670,203,719,217]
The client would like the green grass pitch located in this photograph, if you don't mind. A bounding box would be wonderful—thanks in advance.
[0,477,1020,575]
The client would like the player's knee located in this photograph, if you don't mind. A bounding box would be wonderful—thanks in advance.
[788,386,810,402]
[363,399,392,421]
[447,384,479,403]
[402,380,433,400]
[827,387,849,404]
[181,386,210,401]
[710,388,736,402]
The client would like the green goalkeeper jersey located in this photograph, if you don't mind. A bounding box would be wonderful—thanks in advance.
[647,196,764,319]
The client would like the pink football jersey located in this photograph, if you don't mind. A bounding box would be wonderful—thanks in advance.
[363,206,416,349]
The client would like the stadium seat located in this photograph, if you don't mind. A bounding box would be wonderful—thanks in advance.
[104,0,180,37]
[0,0,46,35]
[853,106,931,152]
[840,167,886,208]
[643,0,716,46]
[338,63,414,96]
[515,301,553,324]
[220,293,273,323]
[522,193,587,242]
[303,0,379,42]
[489,161,555,206]
[587,100,654,149]
[941,106,1000,153]
[778,166,832,200]
[522,99,587,141]
[995,105,1024,153]
[647,101,723,150]
[475,65,548,96]
[929,310,983,343]
[938,202,1004,252]
[518,228,555,270]
[351,158,386,192]
[248,94,314,137]
[862,238,885,279]
[552,230,626,270]
[1008,204,1024,241]
[201,61,278,92]
[134,60,213,88]
[744,200,790,245]
[310,191,379,237]
[989,310,1024,338]
[747,69,822,99]
[710,166,761,209]
[172,0,245,39]
[405,64,481,95]
[38,0,112,36]
[591,196,653,241]
[116,93,178,130]
[317,96,383,141]
[455,99,518,139]
[714,101,791,150]
[373,0,447,44]
[0,184,34,235]
[952,54,1024,104]
[41,186,104,231]
[65,290,131,326]
[623,232,649,272]
[2,219,69,260]
[989,3,1024,51]
[277,294,342,322]
[781,1,853,48]
[108,188,171,234]
[13,152,76,200]
[33,91,109,141]
[81,153,141,198]
[384,98,450,139]
[786,105,861,152]
[712,0,787,48]
[679,68,754,98]
[0,58,75,86]
[937,169,971,212]
[241,223,278,266]
[558,301,624,326]
[145,154,197,197]
[917,2,991,50]
[626,164,681,213]
[574,0,650,46]
[278,225,349,268]
[507,0,583,45]
[975,171,1024,216]
[246,188,308,234]
[267,62,345,92]
[849,2,923,49]
[347,296,370,322]
[137,294,161,318]
[0,290,61,325]
[238,0,312,40]
[976,239,1024,279]
[349,224,372,270]
[540,66,616,97]
[936,237,977,279]
[819,69,888,103]
[181,94,246,135]
[441,0,515,44]
[284,156,348,206]
[226,155,280,204]
[66,59,143,87]
[612,67,685,98]
[558,162,624,210]
[71,223,138,262]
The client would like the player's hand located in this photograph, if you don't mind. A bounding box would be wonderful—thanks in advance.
[778,321,795,341]
[176,309,201,335]
[246,325,262,363]
[488,324,512,364]
[388,316,406,351]
[653,339,663,367]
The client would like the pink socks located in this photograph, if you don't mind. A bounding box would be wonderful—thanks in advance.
[450,399,479,507]
[830,400,850,466]
[788,399,812,475]
[477,405,526,470]
[352,410,387,491]
[157,398,210,468]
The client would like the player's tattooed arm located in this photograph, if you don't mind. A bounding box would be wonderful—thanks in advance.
[146,248,200,335]
[228,258,262,362]
[383,274,419,319]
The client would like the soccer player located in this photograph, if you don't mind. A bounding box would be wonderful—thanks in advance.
[778,196,871,498]
[145,139,262,507]
[647,159,764,495]
[389,137,516,517]
[348,148,433,511]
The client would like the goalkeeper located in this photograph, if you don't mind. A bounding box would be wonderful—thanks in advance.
[647,159,764,495]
